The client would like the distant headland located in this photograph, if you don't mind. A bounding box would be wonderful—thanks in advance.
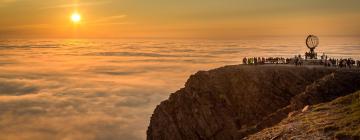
[147,36,360,140]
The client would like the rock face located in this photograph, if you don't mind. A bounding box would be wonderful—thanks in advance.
[147,65,360,140]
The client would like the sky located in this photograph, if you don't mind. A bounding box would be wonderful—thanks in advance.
[1,0,360,39]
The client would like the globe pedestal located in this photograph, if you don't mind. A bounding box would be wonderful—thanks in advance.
[305,49,317,59]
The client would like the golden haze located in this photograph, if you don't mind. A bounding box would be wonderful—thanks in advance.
[0,0,360,38]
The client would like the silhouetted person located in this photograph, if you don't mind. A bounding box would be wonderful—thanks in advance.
[347,58,352,69]
[248,57,253,64]
[262,57,265,64]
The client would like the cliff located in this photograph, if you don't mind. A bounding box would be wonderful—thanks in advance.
[147,65,360,140]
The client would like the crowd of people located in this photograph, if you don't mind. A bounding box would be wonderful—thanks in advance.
[325,58,359,68]
[242,57,291,65]
[243,55,360,68]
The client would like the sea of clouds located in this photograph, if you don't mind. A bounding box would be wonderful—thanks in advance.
[0,37,358,140]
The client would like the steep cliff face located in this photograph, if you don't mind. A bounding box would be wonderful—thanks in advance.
[147,65,360,140]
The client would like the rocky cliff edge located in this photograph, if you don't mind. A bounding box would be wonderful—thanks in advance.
[147,65,360,140]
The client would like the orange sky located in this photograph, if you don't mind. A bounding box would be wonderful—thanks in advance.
[1,0,360,39]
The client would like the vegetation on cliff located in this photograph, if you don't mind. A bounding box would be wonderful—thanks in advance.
[245,90,360,140]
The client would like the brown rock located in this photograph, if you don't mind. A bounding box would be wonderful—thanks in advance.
[302,105,310,112]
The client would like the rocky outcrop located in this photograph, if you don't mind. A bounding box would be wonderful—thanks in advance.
[147,65,360,140]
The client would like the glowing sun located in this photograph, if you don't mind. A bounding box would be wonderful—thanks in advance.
[71,12,81,23]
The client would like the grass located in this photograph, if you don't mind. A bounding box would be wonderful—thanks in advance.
[333,92,360,138]
[317,91,360,138]
[290,90,360,138]
[246,91,360,139]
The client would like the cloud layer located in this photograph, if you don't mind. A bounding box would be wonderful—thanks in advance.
[0,38,359,140]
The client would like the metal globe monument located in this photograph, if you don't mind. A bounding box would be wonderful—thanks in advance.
[305,35,319,59]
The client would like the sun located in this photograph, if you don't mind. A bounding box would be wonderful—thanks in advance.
[71,12,81,23]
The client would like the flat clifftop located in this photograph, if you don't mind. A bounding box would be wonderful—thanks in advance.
[147,65,360,140]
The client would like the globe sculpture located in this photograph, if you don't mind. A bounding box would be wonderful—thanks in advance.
[305,35,319,59]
